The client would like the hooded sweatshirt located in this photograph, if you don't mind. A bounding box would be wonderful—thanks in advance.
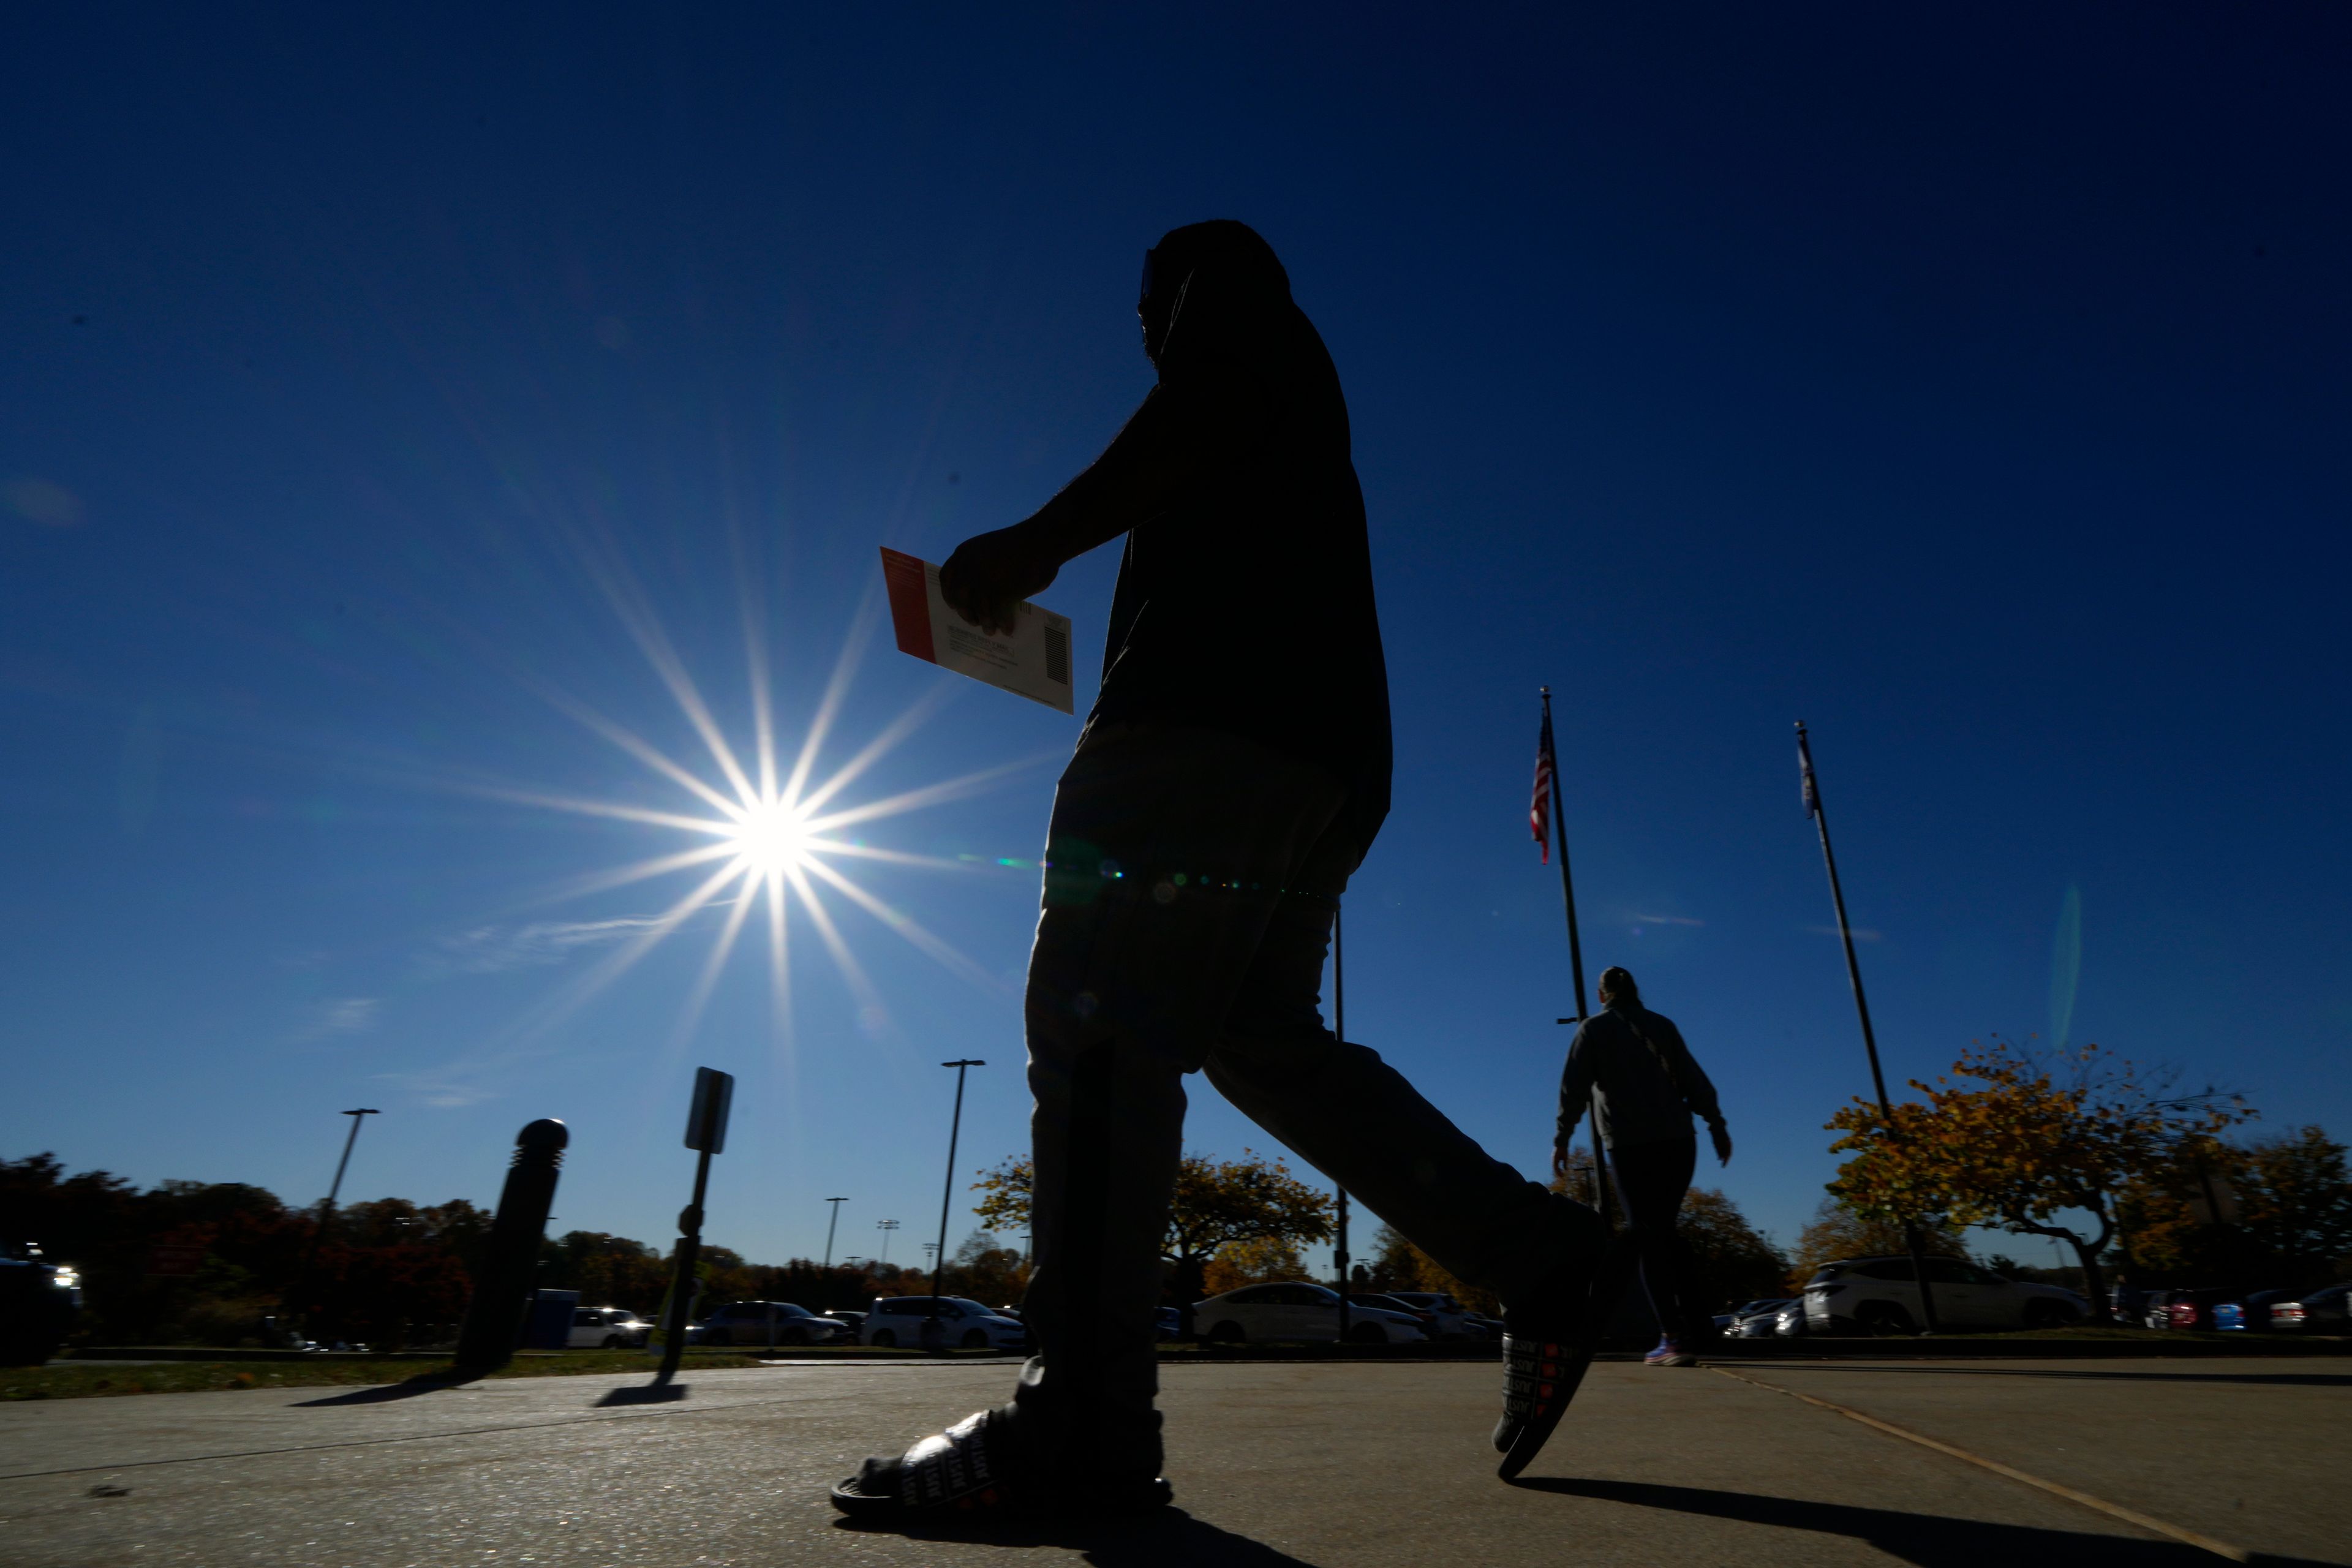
[1088,220,1392,855]
[1556,1002,1724,1152]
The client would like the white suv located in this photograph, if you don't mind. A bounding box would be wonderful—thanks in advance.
[1803,1257,2087,1335]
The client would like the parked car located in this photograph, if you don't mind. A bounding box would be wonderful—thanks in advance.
[1716,1298,1782,1333]
[567,1305,656,1349]
[1723,1298,1794,1338]
[0,1243,81,1366]
[1344,1292,1442,1337]
[824,1310,868,1335]
[861,1295,1028,1350]
[1193,1281,1428,1345]
[1802,1257,2087,1334]
[1773,1301,1807,1338]
[694,1300,852,1347]
[2107,1283,2152,1325]
[2162,1287,2240,1332]
[1383,1291,1486,1340]
[2214,1289,2294,1333]
[2267,1283,2352,1332]
[1153,1306,1183,1341]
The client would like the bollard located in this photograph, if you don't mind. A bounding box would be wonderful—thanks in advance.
[453,1118,568,1374]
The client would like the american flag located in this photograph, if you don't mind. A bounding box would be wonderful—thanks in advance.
[1796,723,1820,819]
[1531,709,1556,863]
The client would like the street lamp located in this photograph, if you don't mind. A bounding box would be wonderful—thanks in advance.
[875,1219,899,1265]
[822,1197,850,1270]
[926,1059,986,1348]
[281,1108,380,1339]
[325,1109,380,1214]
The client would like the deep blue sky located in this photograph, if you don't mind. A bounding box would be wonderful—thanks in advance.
[5,4,2346,1272]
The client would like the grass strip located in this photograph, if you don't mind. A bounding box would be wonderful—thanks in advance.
[2,1350,771,1402]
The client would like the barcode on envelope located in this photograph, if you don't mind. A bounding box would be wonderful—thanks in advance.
[1044,624,1070,685]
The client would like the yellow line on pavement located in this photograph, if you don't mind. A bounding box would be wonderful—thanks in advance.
[1708,1365,2252,1564]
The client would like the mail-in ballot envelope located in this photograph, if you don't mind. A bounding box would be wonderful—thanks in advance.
[880,547,1076,715]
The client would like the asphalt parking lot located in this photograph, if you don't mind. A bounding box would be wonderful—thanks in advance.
[1,1355,2343,1566]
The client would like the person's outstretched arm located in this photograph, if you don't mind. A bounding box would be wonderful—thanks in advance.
[937,363,1276,635]
[1658,1018,1732,1166]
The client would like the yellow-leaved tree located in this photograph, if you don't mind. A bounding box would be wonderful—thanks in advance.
[973,1149,1333,1329]
[1827,1039,2249,1315]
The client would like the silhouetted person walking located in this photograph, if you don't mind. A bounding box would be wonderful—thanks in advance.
[1554,965,1731,1366]
[832,221,1606,1521]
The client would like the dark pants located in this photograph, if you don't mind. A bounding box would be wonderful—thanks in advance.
[1012,723,1605,1483]
[1607,1133,1699,1342]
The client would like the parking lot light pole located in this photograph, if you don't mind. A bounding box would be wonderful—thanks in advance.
[325,1109,380,1214]
[927,1060,986,1349]
[281,1109,379,1337]
[822,1197,850,1270]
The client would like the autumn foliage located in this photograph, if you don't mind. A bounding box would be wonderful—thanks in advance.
[1826,1040,2250,1312]
[973,1148,1333,1298]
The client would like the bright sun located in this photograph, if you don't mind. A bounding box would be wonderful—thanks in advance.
[454,571,1024,1071]
[728,799,810,873]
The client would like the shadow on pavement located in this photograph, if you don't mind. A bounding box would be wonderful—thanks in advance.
[1509,1477,2343,1567]
[595,1382,689,1406]
[1792,1365,2352,1389]
[292,1373,475,1407]
[834,1508,1316,1566]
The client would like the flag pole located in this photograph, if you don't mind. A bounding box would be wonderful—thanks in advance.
[1795,722,1940,1335]
[1540,688,1615,1231]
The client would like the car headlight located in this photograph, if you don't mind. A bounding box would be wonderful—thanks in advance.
[51,1267,80,1292]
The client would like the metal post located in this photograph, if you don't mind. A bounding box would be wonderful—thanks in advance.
[1333,899,1351,1343]
[650,1067,733,1380]
[655,1146,712,1384]
[1542,690,1615,1231]
[1796,723,1940,1334]
[453,1119,569,1373]
[927,1060,985,1349]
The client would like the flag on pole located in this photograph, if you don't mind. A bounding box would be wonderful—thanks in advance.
[1531,709,1556,863]
[1796,723,1820,819]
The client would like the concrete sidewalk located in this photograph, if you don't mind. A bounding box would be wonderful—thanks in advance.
[1,1357,2343,1566]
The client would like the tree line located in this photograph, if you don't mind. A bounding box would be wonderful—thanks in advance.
[6,1138,1803,1350]
[0,1153,1017,1349]
[1823,1037,2352,1306]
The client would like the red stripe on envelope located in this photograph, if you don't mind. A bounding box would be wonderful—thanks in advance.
[880,547,935,662]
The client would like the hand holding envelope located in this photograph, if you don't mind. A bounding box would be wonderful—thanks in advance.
[881,547,1076,715]
[937,525,1062,637]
